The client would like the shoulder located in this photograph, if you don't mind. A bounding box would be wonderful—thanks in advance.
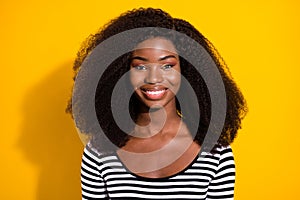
[213,145,235,163]
[217,145,234,158]
[82,142,116,165]
[201,145,234,158]
[211,145,234,156]
[200,145,235,168]
[212,145,235,173]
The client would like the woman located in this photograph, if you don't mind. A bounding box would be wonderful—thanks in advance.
[67,8,247,199]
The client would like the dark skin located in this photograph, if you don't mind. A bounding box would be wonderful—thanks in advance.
[67,9,247,155]
[116,37,200,178]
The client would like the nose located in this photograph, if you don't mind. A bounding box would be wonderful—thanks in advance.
[145,65,163,84]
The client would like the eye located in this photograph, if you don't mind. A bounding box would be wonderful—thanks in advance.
[161,64,174,70]
[133,65,147,71]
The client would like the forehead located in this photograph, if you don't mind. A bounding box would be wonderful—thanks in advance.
[134,37,177,54]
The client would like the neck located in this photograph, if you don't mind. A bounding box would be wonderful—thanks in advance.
[134,102,181,137]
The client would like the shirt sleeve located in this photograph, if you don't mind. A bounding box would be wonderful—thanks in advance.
[206,146,236,200]
[81,146,108,199]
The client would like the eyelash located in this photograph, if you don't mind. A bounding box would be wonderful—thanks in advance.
[134,65,147,70]
[133,64,175,71]
[161,64,174,70]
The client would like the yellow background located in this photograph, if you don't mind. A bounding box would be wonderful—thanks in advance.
[1,0,299,199]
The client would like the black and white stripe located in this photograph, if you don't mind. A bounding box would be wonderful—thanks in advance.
[81,145,235,199]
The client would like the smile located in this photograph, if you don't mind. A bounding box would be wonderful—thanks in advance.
[141,88,168,100]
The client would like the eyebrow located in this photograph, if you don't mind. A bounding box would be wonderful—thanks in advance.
[131,55,178,62]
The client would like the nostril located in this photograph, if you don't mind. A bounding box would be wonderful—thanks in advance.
[145,69,163,84]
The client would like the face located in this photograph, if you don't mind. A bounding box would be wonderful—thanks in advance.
[130,37,181,110]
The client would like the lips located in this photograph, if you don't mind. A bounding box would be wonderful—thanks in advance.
[140,87,168,100]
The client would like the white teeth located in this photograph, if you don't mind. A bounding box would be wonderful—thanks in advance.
[146,90,165,95]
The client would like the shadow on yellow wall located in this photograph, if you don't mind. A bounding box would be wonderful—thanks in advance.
[18,62,83,200]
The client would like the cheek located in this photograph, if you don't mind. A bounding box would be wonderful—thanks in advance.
[129,71,144,88]
[165,74,181,96]
[168,64,181,86]
[166,72,181,86]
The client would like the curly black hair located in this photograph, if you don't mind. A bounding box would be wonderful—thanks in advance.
[66,7,247,152]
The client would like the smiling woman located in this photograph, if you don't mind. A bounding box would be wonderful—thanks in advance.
[121,37,198,178]
[130,37,181,109]
[66,7,247,200]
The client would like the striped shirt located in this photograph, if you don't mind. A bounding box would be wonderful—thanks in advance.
[81,145,235,200]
